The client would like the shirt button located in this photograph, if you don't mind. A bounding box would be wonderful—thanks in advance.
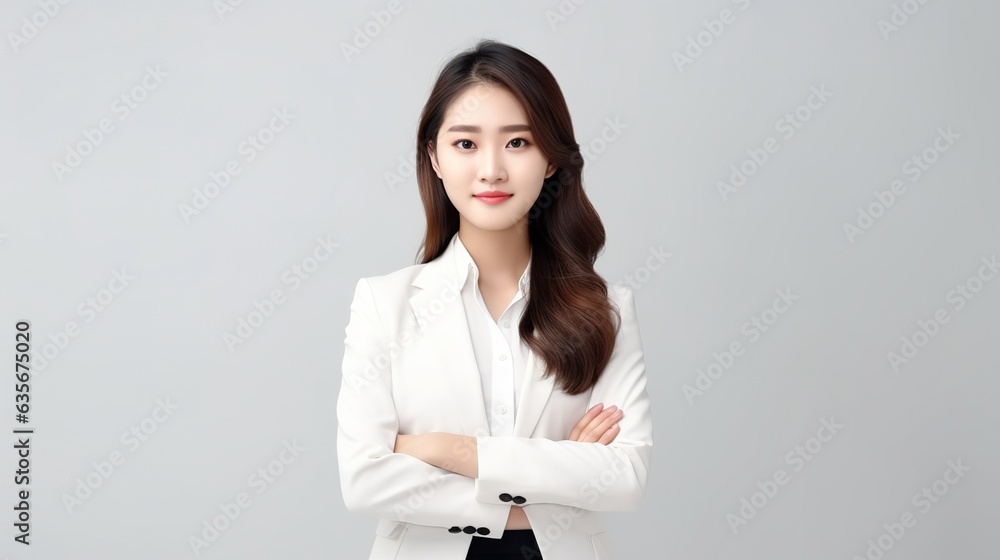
[502,320,510,328]
[499,354,506,361]
[498,405,507,414]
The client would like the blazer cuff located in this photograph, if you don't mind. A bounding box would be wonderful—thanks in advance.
[473,434,649,510]
[475,435,537,506]
[446,500,511,540]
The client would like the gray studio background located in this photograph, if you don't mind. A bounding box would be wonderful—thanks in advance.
[1,1,998,558]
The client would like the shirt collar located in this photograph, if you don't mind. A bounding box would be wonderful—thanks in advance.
[451,232,531,298]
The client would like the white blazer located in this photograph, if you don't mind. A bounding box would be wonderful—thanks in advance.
[337,239,653,560]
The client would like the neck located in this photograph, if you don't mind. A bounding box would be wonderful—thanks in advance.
[457,223,531,286]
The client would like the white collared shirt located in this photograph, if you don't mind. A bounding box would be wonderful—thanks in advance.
[451,232,532,437]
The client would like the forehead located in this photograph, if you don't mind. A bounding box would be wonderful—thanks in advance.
[441,83,527,126]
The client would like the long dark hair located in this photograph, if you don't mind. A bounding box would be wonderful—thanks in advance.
[413,39,619,395]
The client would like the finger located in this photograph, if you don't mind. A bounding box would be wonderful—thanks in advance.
[580,406,619,441]
[580,406,617,440]
[587,408,623,441]
[597,423,620,445]
[580,403,604,425]
[571,403,604,441]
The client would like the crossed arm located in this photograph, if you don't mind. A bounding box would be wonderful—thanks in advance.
[391,407,624,531]
[337,278,652,534]
[393,404,626,478]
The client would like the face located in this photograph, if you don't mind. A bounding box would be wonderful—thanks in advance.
[428,83,556,233]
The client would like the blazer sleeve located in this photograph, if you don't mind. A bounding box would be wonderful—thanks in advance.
[336,277,512,537]
[473,285,653,511]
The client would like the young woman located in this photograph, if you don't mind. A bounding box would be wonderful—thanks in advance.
[337,39,653,560]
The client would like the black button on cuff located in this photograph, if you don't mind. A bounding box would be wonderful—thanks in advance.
[476,527,490,535]
[512,495,526,504]
[499,493,513,502]
[448,526,461,533]
[462,526,476,534]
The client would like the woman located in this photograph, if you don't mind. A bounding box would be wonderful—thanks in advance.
[337,39,653,560]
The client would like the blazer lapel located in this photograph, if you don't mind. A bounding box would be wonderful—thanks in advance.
[408,237,554,439]
[512,351,554,438]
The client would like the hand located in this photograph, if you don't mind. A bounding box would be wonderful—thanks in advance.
[568,403,623,445]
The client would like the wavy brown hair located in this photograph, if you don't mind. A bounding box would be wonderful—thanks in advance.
[412,39,619,395]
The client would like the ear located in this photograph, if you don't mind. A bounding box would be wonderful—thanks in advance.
[427,142,442,178]
[544,162,557,179]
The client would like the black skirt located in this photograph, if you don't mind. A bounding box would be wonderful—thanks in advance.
[465,529,544,559]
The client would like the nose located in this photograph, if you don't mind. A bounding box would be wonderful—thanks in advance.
[477,145,507,184]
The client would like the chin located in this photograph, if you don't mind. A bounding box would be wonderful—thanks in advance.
[463,214,530,231]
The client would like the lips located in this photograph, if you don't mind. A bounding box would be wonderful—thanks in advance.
[475,191,514,206]
[474,191,513,205]
[474,191,512,198]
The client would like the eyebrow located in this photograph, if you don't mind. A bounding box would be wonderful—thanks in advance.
[444,124,532,133]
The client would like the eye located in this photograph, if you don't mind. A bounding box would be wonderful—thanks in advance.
[452,138,532,150]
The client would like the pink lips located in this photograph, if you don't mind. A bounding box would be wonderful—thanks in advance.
[474,191,512,205]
